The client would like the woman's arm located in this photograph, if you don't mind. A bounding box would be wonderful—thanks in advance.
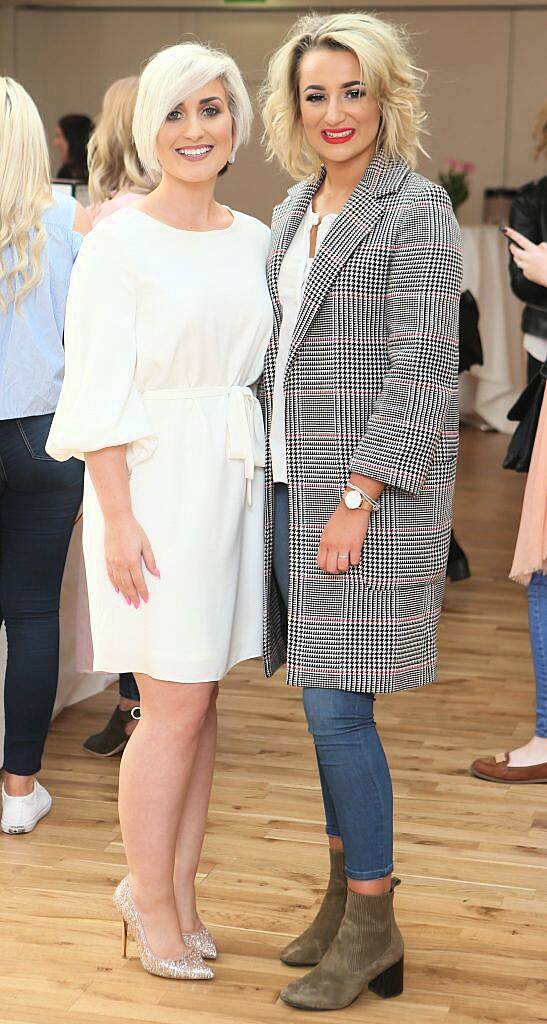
[349,189,462,495]
[504,226,547,288]
[47,225,159,603]
[508,190,547,304]
[318,188,462,576]
[85,446,159,608]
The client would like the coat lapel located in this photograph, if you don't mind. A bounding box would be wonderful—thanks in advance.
[266,170,325,339]
[285,150,410,375]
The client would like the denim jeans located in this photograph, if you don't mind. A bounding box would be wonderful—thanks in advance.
[272,482,394,879]
[119,672,140,702]
[529,572,547,737]
[0,414,84,775]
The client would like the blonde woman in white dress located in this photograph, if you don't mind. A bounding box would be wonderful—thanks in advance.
[47,43,272,980]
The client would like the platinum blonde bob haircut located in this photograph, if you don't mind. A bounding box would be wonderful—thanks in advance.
[133,42,253,182]
[0,77,52,312]
[261,12,427,181]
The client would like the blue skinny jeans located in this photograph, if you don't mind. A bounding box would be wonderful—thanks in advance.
[0,414,83,776]
[119,672,140,702]
[272,483,393,880]
[529,573,547,737]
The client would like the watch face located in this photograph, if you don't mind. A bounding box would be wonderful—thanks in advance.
[345,489,362,509]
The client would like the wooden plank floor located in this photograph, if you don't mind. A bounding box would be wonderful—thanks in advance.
[2,426,546,1024]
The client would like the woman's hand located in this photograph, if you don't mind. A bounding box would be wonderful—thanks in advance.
[104,511,159,607]
[504,226,547,287]
[317,503,371,574]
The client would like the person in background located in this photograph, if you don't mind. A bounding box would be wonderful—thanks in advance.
[0,78,91,834]
[471,223,547,783]
[87,75,150,226]
[508,100,547,382]
[54,113,94,181]
[82,75,152,757]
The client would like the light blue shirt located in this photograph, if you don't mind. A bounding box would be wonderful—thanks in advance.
[0,192,83,419]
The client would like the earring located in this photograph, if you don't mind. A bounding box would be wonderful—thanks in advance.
[228,152,236,165]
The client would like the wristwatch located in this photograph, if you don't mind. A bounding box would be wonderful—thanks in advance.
[343,483,379,513]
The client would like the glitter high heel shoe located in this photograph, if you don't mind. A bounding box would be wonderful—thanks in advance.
[113,876,214,980]
[182,926,218,960]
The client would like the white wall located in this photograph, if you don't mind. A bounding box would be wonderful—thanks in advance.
[1,4,545,224]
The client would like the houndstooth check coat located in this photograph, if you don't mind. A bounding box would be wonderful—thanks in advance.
[261,149,463,693]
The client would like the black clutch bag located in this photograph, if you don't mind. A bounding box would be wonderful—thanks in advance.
[503,358,547,472]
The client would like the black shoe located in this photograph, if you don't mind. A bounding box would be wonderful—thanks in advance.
[83,706,135,757]
[447,555,471,581]
[447,531,471,582]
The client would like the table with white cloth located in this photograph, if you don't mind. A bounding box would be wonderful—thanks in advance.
[460,224,526,433]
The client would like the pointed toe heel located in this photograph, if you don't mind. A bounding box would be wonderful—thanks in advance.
[369,955,404,999]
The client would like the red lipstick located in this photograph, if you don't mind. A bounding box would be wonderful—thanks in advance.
[320,128,356,145]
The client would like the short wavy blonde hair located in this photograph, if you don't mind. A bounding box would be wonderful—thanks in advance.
[0,77,52,312]
[533,100,547,159]
[261,12,427,181]
[133,42,253,183]
[87,76,150,204]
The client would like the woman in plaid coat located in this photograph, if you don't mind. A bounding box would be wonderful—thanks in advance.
[261,12,462,1011]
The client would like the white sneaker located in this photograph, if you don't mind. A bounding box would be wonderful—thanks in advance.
[1,780,52,834]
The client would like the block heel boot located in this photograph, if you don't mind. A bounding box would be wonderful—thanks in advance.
[280,850,347,967]
[280,880,404,1011]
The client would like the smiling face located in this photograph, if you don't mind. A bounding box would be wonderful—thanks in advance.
[297,47,381,172]
[155,78,234,183]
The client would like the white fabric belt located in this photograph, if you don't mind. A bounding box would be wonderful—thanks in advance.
[141,386,265,504]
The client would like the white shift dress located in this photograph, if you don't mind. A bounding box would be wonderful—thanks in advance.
[47,208,273,683]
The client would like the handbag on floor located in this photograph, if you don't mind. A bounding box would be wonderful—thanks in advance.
[503,357,547,472]
[458,290,483,373]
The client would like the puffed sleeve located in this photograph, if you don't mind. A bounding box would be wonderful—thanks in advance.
[46,223,157,471]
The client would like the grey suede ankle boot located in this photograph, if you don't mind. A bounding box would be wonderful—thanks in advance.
[280,850,347,966]
[280,881,404,1011]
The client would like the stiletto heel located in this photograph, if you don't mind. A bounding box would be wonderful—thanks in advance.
[122,919,128,958]
[113,876,214,980]
[369,955,404,998]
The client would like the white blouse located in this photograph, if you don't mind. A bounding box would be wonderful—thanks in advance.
[270,205,338,484]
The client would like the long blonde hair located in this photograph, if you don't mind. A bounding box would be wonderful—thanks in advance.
[87,76,149,203]
[0,78,53,313]
[261,12,427,181]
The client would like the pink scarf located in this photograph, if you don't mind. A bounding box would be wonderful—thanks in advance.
[510,387,547,584]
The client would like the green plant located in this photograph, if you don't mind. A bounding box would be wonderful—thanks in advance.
[439,158,475,212]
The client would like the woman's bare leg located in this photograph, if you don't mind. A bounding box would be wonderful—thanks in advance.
[118,673,216,959]
[173,683,219,932]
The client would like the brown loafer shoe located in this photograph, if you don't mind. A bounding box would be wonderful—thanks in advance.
[470,752,547,783]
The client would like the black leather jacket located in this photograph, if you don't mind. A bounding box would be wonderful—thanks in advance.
[509,175,547,339]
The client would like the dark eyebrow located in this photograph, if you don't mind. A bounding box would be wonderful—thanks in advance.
[303,81,364,92]
[199,96,222,105]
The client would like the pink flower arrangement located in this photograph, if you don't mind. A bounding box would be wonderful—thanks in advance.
[446,157,476,174]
